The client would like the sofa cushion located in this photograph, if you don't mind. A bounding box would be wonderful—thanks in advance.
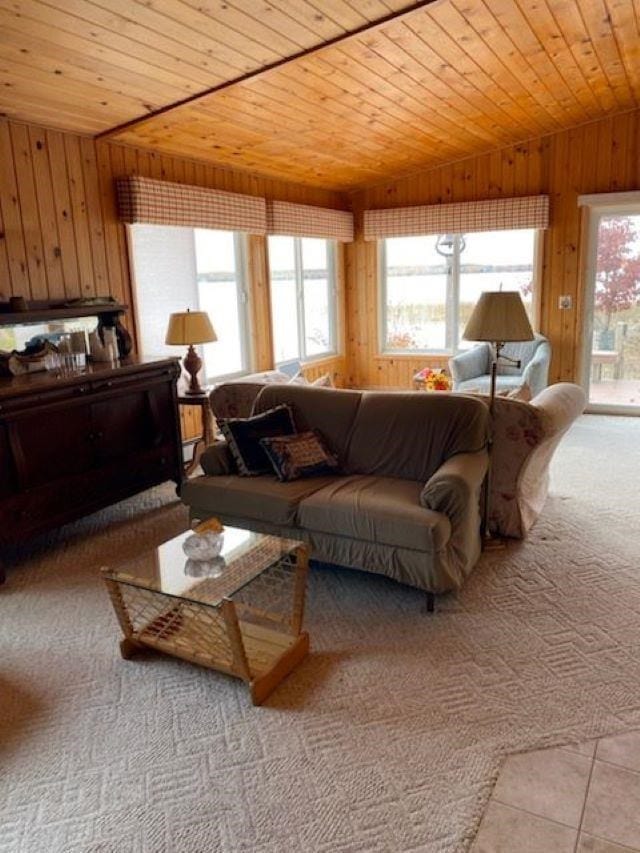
[181,474,339,527]
[254,385,362,461]
[219,404,296,476]
[344,392,489,482]
[297,475,451,553]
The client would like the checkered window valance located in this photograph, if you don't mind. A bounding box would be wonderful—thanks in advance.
[363,195,549,240]
[116,176,267,234]
[266,200,354,242]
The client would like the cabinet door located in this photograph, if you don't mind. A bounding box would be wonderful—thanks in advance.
[5,404,94,490]
[0,423,17,497]
[91,390,153,464]
[145,382,177,448]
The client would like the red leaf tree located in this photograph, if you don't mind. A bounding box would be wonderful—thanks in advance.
[595,218,640,331]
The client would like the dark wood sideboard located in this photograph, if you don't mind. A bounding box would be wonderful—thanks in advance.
[0,356,184,583]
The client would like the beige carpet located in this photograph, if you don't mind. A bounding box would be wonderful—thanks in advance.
[2,415,640,853]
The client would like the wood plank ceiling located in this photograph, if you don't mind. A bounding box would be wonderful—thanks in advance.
[0,0,419,132]
[2,0,640,191]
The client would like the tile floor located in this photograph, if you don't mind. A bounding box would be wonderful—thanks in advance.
[472,730,640,852]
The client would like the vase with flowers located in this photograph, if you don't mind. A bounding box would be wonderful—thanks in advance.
[413,367,452,392]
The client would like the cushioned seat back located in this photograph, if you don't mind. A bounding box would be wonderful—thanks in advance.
[344,392,489,482]
[498,334,546,376]
[253,385,363,459]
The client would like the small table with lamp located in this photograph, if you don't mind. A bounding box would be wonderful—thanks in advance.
[166,308,218,475]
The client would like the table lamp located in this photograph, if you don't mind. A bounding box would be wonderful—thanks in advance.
[165,309,216,395]
[462,291,534,541]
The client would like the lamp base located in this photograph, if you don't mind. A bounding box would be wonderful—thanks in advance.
[183,344,204,395]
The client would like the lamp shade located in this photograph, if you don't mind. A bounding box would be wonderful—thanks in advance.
[463,291,534,343]
[165,310,217,345]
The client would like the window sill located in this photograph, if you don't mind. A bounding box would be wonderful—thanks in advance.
[378,351,452,359]
[300,352,340,366]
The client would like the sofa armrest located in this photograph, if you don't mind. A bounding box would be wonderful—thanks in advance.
[448,344,491,384]
[200,440,237,476]
[521,342,551,397]
[421,450,488,517]
[420,449,488,582]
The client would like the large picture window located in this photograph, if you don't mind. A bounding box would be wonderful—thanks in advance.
[129,225,251,381]
[268,236,337,364]
[381,229,537,353]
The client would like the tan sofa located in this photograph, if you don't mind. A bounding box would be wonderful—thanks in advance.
[181,385,490,597]
[206,380,586,542]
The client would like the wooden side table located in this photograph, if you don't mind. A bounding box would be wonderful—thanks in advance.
[178,388,217,476]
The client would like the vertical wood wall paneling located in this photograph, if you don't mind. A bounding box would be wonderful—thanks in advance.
[27,125,64,298]
[247,233,274,372]
[47,129,82,298]
[80,136,110,296]
[10,122,48,299]
[0,121,27,296]
[346,108,640,388]
[64,133,98,297]
[1,117,350,443]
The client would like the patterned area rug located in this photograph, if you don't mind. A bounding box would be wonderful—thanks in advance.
[2,415,640,853]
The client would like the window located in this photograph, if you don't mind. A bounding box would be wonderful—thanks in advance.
[268,236,337,364]
[129,225,251,381]
[381,229,537,353]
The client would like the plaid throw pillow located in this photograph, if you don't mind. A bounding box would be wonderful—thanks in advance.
[218,405,296,476]
[260,430,339,482]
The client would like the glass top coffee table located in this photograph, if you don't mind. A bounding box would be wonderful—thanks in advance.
[101,523,309,705]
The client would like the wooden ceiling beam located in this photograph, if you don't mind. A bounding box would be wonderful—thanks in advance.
[97,0,444,140]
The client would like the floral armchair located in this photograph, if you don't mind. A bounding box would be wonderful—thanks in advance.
[483,382,586,538]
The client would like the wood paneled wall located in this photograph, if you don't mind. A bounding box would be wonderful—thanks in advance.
[0,116,348,371]
[6,107,637,403]
[346,108,640,388]
[0,116,349,441]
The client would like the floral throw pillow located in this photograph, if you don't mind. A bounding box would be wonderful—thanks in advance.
[218,405,296,476]
[260,430,339,481]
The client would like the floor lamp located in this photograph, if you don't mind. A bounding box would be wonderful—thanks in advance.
[462,291,534,542]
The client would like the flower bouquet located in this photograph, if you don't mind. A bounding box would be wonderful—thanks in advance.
[413,367,452,392]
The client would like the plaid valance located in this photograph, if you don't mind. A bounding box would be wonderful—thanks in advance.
[116,176,267,234]
[266,200,354,242]
[363,195,549,240]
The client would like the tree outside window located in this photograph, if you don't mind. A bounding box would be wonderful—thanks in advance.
[594,217,640,344]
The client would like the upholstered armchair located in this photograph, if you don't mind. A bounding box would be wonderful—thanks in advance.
[448,333,551,397]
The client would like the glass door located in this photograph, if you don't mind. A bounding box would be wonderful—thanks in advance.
[581,196,640,413]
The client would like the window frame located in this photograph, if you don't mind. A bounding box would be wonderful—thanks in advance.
[127,224,253,383]
[269,236,339,365]
[200,230,253,384]
[379,230,541,356]
[578,190,640,415]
